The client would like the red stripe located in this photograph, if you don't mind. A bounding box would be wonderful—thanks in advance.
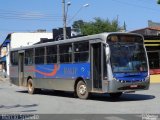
[32,64,58,77]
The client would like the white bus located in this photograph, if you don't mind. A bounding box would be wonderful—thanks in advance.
[10,32,150,99]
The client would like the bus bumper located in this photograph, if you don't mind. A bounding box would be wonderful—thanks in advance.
[105,79,150,93]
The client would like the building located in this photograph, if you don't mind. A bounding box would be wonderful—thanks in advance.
[130,26,160,36]
[131,26,160,74]
[0,31,52,77]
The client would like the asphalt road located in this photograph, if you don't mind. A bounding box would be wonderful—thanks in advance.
[0,79,160,119]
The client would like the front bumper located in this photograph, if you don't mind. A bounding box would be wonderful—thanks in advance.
[106,78,150,93]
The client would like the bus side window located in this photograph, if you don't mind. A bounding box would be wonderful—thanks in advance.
[11,51,18,65]
[46,45,57,64]
[59,44,72,63]
[74,42,89,62]
[25,49,33,65]
[35,47,45,64]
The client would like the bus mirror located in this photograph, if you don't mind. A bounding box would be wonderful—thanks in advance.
[105,45,110,62]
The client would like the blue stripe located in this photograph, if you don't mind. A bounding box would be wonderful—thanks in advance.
[35,63,90,79]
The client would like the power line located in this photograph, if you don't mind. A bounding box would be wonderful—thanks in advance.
[0,9,68,21]
[0,9,55,16]
[112,0,160,13]
[0,14,72,22]
[0,28,51,32]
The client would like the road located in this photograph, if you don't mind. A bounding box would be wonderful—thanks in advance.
[0,79,160,119]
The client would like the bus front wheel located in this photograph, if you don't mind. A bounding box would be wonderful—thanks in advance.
[76,81,89,99]
[28,79,36,94]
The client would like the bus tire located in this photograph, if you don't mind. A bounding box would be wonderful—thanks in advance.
[109,92,122,99]
[76,80,89,99]
[27,78,36,94]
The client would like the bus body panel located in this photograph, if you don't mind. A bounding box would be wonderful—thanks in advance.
[10,63,91,92]
[24,65,35,86]
[30,63,90,91]
[33,63,90,79]
[33,78,75,91]
[10,66,19,86]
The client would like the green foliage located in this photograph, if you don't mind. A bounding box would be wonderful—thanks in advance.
[72,17,120,35]
[158,0,160,4]
[72,20,84,32]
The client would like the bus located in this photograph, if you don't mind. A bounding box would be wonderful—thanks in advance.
[9,32,150,99]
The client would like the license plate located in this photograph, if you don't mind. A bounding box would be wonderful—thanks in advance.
[130,85,138,88]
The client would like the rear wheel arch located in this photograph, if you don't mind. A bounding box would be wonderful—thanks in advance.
[27,76,32,81]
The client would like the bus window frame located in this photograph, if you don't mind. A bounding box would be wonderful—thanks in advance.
[46,45,58,64]
[59,43,73,63]
[24,48,34,66]
[10,51,18,66]
[73,41,89,63]
[34,47,45,65]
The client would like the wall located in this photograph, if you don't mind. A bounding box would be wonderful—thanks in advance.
[10,32,53,48]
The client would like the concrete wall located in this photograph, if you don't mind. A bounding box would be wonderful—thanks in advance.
[10,32,52,48]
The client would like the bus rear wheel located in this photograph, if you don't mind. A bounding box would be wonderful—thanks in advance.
[28,79,36,94]
[76,81,89,99]
[109,92,122,99]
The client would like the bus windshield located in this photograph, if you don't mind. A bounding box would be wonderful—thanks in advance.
[109,43,148,73]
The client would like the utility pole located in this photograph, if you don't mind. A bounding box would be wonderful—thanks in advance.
[62,0,67,40]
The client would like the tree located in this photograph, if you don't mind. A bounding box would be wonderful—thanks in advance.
[158,0,160,4]
[72,17,120,35]
[72,20,85,33]
[123,21,127,31]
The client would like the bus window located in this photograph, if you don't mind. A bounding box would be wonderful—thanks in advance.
[25,49,33,65]
[35,47,45,64]
[11,51,18,65]
[74,42,89,62]
[46,45,57,64]
[59,44,72,63]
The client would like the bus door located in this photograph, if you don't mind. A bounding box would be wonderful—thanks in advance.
[18,51,24,86]
[91,43,102,91]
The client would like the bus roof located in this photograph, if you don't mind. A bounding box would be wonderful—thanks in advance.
[10,32,143,51]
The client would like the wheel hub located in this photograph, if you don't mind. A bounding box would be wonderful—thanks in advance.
[79,85,86,95]
[28,82,32,92]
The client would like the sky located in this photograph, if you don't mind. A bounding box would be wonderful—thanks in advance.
[0,0,160,43]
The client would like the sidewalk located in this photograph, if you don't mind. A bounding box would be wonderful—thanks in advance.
[0,71,9,81]
[0,73,9,81]
[0,76,9,81]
